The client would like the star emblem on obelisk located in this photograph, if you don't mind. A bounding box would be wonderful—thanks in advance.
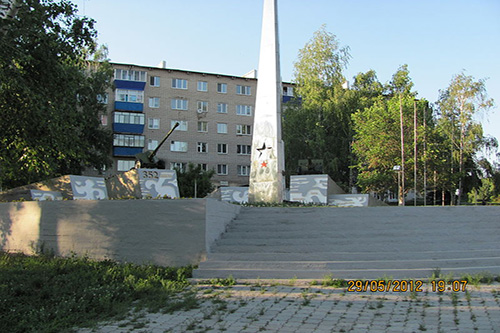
[256,142,272,158]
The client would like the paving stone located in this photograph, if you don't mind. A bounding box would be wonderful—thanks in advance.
[75,283,500,333]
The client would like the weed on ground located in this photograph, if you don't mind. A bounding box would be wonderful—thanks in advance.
[0,251,193,333]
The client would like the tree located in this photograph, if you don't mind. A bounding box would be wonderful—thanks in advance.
[175,164,215,198]
[0,0,112,189]
[352,66,432,201]
[352,70,383,99]
[436,72,494,204]
[284,26,353,188]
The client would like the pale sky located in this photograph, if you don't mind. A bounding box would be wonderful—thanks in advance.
[74,0,500,159]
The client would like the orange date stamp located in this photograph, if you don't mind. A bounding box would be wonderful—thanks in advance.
[347,279,469,292]
[347,280,424,292]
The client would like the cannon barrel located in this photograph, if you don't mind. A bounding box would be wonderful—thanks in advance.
[149,121,179,160]
[134,122,179,168]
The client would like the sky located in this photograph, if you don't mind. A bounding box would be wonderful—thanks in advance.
[73,0,500,158]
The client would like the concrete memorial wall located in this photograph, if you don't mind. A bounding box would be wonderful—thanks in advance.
[138,169,180,199]
[69,175,109,200]
[289,174,345,204]
[221,187,249,204]
[30,190,63,201]
[0,199,240,266]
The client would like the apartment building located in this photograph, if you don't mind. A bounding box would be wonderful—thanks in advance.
[105,62,295,187]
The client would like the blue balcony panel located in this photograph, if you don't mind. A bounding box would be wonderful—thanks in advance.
[115,101,143,112]
[113,123,144,134]
[113,147,143,157]
[114,80,146,91]
[282,96,302,104]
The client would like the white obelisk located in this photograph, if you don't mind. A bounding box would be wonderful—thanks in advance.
[248,0,285,203]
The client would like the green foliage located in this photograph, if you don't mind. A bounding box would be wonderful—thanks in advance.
[175,163,215,198]
[320,274,348,288]
[468,177,495,204]
[436,72,495,203]
[352,86,431,195]
[387,64,415,96]
[204,275,237,287]
[0,0,112,189]
[0,252,193,332]
[284,26,355,188]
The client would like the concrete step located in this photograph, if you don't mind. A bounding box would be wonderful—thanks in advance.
[192,266,500,280]
[197,257,500,271]
[217,229,499,244]
[205,249,500,262]
[210,241,500,254]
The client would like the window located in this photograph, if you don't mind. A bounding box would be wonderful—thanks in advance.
[237,144,251,155]
[236,124,252,135]
[197,101,208,113]
[170,141,188,152]
[114,69,147,82]
[283,86,294,96]
[172,78,188,89]
[148,139,159,150]
[197,142,207,153]
[237,165,250,176]
[150,76,160,87]
[149,97,160,108]
[97,93,108,104]
[148,118,160,129]
[217,164,228,175]
[198,121,208,132]
[117,160,135,172]
[236,105,252,116]
[236,85,251,95]
[197,81,208,92]
[170,162,187,172]
[217,83,227,93]
[116,89,144,103]
[171,99,188,110]
[217,103,228,113]
[114,112,145,125]
[217,123,227,134]
[113,134,145,147]
[171,120,187,131]
[198,163,207,171]
[217,143,227,154]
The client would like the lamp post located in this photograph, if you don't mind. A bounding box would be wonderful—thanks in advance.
[393,165,402,206]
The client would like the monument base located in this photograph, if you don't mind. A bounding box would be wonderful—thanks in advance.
[289,174,387,207]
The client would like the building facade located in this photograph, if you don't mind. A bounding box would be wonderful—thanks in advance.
[104,62,294,187]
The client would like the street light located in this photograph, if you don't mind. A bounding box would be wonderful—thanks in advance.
[393,165,402,206]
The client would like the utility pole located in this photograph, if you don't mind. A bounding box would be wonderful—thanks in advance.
[414,100,417,206]
[399,94,405,206]
[423,102,427,206]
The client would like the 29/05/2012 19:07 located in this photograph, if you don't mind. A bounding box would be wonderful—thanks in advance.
[347,280,468,293]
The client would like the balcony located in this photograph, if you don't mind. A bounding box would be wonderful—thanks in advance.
[114,79,146,91]
[113,147,143,157]
[113,123,144,134]
[114,101,143,112]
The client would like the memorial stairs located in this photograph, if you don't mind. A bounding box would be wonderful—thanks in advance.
[192,206,500,280]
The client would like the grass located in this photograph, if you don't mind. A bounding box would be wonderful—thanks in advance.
[0,251,194,333]
[202,275,236,287]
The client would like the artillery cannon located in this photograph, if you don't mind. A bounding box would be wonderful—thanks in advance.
[134,122,179,169]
